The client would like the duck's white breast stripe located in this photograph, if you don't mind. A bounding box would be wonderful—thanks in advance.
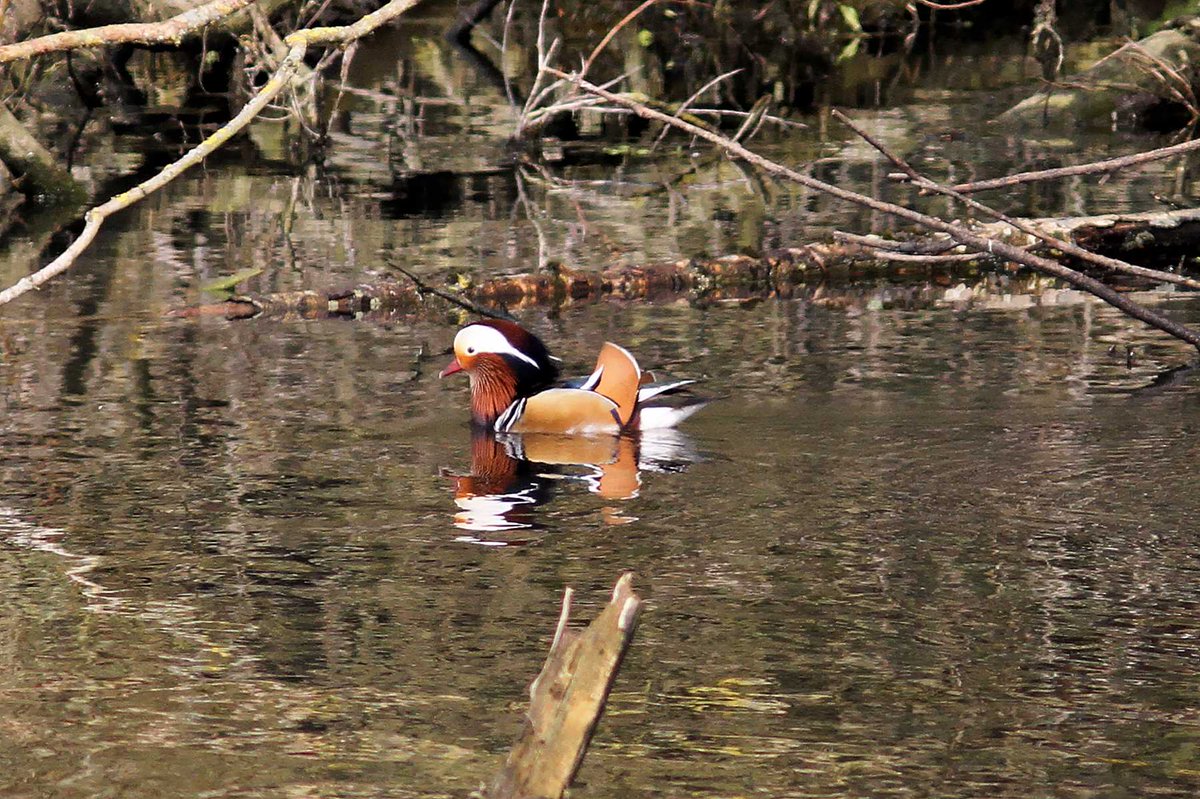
[494,397,527,433]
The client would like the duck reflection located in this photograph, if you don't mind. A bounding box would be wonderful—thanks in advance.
[449,429,700,543]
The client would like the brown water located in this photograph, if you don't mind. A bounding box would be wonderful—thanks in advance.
[4,12,1200,799]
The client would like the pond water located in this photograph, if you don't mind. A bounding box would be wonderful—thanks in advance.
[4,10,1200,799]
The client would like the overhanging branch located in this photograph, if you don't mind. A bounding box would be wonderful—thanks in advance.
[0,0,257,64]
[0,0,423,306]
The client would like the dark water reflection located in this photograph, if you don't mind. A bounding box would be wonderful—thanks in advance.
[3,295,1200,798]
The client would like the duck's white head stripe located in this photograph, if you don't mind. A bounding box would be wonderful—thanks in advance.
[455,325,540,370]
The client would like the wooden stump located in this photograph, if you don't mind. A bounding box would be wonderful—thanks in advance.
[489,573,643,799]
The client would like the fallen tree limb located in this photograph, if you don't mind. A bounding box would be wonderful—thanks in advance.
[488,573,642,799]
[0,0,256,64]
[170,205,1200,320]
[167,248,852,319]
[548,68,1200,351]
[832,109,1200,292]
[0,0,423,306]
[951,135,1200,194]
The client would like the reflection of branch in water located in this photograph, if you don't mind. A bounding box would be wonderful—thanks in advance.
[0,506,123,613]
[445,15,510,95]
[1131,361,1200,397]
[515,168,554,272]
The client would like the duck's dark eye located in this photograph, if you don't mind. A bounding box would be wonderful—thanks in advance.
[466,346,476,355]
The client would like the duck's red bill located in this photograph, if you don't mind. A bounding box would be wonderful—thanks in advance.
[439,358,464,378]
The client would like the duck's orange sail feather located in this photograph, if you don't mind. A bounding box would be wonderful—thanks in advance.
[590,342,641,427]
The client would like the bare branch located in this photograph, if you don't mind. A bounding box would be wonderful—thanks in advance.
[547,68,1200,350]
[0,0,256,64]
[952,135,1200,193]
[831,108,1200,292]
[0,0,425,306]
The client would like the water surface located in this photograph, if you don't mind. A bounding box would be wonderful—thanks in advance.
[4,15,1200,799]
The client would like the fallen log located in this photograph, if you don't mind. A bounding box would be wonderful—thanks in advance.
[167,207,1200,321]
[168,248,851,319]
[488,573,642,799]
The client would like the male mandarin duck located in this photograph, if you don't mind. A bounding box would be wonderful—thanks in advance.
[439,319,706,434]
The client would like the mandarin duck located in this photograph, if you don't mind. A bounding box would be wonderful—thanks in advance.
[439,319,706,434]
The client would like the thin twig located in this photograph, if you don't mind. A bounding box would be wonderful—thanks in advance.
[501,0,519,109]
[951,135,1200,193]
[581,0,665,79]
[871,250,981,264]
[651,69,741,150]
[385,260,517,321]
[688,107,808,131]
[547,68,1200,350]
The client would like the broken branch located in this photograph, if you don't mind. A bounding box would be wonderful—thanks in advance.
[488,573,642,799]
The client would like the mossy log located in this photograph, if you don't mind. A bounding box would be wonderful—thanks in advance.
[0,103,85,203]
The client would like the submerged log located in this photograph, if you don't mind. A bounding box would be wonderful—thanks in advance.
[167,245,868,319]
[489,573,642,799]
[168,208,1200,321]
